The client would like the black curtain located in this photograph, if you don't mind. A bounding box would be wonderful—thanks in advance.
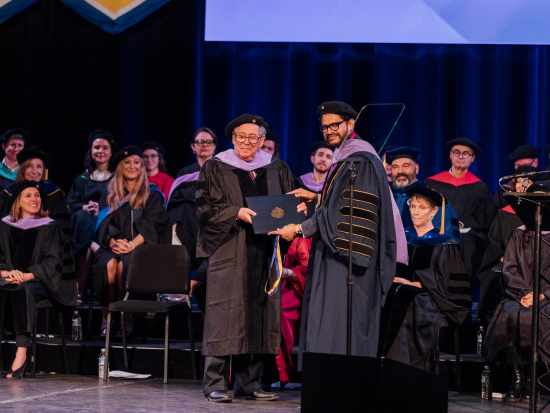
[1,0,549,193]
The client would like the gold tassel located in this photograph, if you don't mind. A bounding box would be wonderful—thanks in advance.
[44,169,48,181]
[439,195,446,235]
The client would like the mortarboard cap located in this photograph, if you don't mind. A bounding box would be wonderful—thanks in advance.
[140,141,166,158]
[385,146,422,164]
[88,130,118,151]
[1,128,29,144]
[265,130,279,143]
[11,180,45,203]
[113,145,143,167]
[17,147,52,169]
[508,144,537,162]
[446,138,481,156]
[317,101,357,120]
[225,114,268,138]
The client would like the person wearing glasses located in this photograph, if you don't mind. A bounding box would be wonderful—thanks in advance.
[196,114,302,403]
[140,141,174,200]
[425,138,496,286]
[269,101,406,369]
[176,127,217,178]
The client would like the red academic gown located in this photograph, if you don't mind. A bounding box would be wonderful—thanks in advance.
[147,172,175,201]
[276,237,311,386]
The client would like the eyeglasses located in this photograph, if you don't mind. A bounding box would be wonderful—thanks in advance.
[142,154,159,160]
[194,139,214,146]
[451,150,473,158]
[234,134,261,144]
[319,121,345,133]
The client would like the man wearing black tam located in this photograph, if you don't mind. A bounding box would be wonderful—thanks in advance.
[197,113,302,402]
[425,138,495,286]
[270,101,407,364]
[493,144,540,209]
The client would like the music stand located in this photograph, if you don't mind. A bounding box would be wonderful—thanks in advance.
[505,192,550,413]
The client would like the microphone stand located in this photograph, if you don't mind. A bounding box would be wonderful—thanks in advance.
[347,161,357,356]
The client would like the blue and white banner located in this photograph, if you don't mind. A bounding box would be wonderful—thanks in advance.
[59,0,171,35]
[0,0,38,25]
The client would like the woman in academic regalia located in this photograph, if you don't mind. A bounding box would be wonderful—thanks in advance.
[0,147,69,220]
[93,146,169,337]
[66,131,116,303]
[476,165,538,322]
[175,127,217,177]
[381,186,471,370]
[141,141,174,200]
[0,128,26,190]
[484,182,550,403]
[167,133,218,310]
[0,181,76,379]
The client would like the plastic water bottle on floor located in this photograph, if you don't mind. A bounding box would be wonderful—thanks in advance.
[477,326,484,356]
[72,311,82,341]
[481,365,490,399]
[99,349,107,381]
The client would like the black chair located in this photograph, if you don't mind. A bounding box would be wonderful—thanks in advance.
[103,244,197,384]
[31,300,69,378]
[433,321,462,391]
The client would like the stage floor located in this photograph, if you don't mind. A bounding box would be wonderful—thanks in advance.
[0,374,544,412]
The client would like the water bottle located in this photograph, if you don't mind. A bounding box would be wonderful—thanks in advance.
[72,311,82,341]
[481,365,490,399]
[99,349,107,381]
[477,326,484,357]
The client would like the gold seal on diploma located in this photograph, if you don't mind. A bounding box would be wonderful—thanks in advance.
[271,207,284,218]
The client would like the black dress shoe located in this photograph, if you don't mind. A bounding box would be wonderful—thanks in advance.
[206,391,232,403]
[6,361,26,380]
[521,377,539,403]
[505,365,525,403]
[235,389,279,401]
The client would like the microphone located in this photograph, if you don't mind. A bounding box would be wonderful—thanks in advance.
[499,170,545,180]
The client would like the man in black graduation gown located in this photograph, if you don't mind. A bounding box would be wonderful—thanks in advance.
[425,138,496,286]
[476,165,538,321]
[270,101,406,361]
[493,144,539,209]
[196,114,301,403]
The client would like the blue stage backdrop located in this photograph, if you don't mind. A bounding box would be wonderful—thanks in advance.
[0,0,548,193]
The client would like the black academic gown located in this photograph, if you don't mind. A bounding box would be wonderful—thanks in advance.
[66,171,112,254]
[0,221,77,307]
[485,229,550,364]
[382,229,471,370]
[196,157,295,357]
[168,179,201,270]
[425,171,496,285]
[93,190,170,305]
[476,207,523,320]
[176,162,200,178]
[298,147,397,366]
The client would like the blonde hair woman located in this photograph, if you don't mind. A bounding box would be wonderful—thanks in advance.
[0,181,76,379]
[93,146,169,338]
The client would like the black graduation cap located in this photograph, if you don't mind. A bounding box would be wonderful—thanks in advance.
[311,140,335,155]
[17,146,52,169]
[11,180,46,202]
[1,128,29,144]
[88,130,118,150]
[508,144,537,162]
[372,138,397,156]
[113,145,143,167]
[140,141,166,158]
[405,185,447,234]
[527,181,550,193]
[225,114,268,138]
[265,130,279,143]
[385,146,422,164]
[317,101,357,120]
[446,138,482,156]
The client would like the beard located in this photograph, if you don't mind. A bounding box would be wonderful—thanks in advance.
[393,177,411,188]
[314,162,330,173]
